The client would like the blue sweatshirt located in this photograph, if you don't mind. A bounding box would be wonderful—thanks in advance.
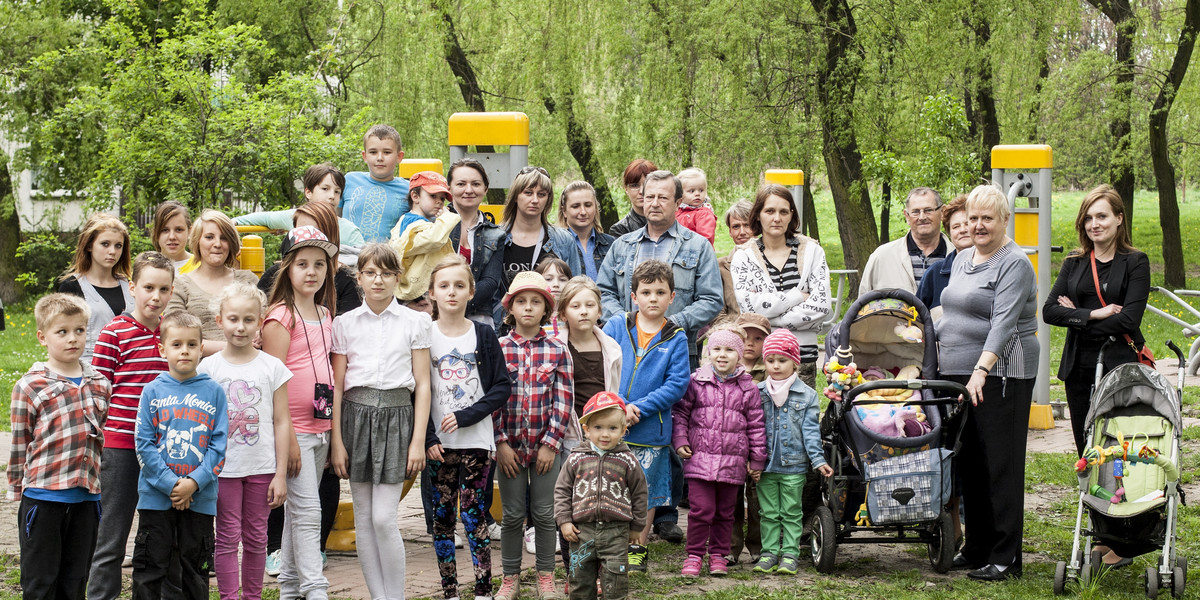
[136,372,228,515]
[602,312,690,447]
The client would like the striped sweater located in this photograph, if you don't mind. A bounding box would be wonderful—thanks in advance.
[91,313,168,449]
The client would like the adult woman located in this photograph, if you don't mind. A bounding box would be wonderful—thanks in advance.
[166,210,259,356]
[729,184,830,389]
[938,184,1038,581]
[58,214,133,363]
[150,201,193,270]
[445,158,506,326]
[608,159,659,237]
[1044,185,1150,458]
[916,194,971,319]
[714,200,754,324]
[556,180,614,281]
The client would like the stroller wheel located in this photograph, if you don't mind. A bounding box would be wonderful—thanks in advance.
[929,511,955,573]
[1146,566,1160,599]
[1176,556,1187,588]
[1172,565,1185,598]
[1054,561,1068,595]
[810,505,837,574]
[1083,550,1102,586]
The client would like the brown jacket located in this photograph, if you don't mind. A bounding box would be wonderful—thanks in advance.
[554,442,648,531]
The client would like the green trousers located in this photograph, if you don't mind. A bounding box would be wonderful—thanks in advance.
[758,472,806,557]
[568,521,630,600]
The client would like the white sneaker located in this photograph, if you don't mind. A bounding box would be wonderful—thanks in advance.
[524,527,536,554]
[455,533,464,549]
[488,521,503,540]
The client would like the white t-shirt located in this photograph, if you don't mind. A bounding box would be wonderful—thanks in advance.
[198,351,292,478]
[332,300,432,392]
[429,326,493,451]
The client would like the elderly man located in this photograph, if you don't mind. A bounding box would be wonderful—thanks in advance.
[597,169,722,550]
[859,187,951,295]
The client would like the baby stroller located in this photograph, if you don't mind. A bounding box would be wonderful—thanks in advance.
[1054,340,1187,598]
[812,289,967,574]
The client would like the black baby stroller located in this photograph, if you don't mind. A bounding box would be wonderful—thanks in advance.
[812,289,967,574]
[1054,340,1188,598]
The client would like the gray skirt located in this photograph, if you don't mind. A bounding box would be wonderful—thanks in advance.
[341,387,413,484]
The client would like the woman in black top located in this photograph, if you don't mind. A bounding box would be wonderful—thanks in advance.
[1043,184,1151,458]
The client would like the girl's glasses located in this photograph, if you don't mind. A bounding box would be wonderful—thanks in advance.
[360,270,398,280]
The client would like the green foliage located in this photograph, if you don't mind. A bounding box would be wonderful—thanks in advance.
[12,232,73,295]
[863,94,981,206]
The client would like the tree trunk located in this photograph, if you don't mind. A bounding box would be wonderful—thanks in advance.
[1087,0,1137,226]
[810,0,879,289]
[880,181,891,242]
[1149,0,1199,288]
[964,12,1002,175]
[802,160,819,241]
[543,93,618,229]
[0,158,22,304]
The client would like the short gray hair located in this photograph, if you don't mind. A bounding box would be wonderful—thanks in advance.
[905,187,943,209]
[724,199,753,227]
[965,184,1010,222]
[642,170,682,201]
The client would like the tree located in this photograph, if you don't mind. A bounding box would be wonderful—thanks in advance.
[1085,0,1138,226]
[1149,0,1199,288]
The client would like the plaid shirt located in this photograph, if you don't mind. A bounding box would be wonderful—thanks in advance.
[8,362,110,497]
[496,329,572,466]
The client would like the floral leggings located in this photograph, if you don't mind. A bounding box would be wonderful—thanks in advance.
[428,448,493,599]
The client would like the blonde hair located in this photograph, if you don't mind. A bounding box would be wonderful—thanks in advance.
[63,214,132,282]
[188,210,241,269]
[555,275,602,317]
[678,167,707,187]
[502,170,554,230]
[429,254,476,320]
[556,181,603,233]
[211,281,268,318]
[965,184,1010,223]
[34,293,90,331]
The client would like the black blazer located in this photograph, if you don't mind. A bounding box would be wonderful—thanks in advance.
[1042,250,1150,380]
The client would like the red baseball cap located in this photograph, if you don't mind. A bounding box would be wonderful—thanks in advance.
[409,171,451,197]
[579,391,627,425]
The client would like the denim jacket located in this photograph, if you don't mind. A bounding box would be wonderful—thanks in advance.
[448,210,505,325]
[597,222,723,356]
[759,377,827,474]
[493,225,586,325]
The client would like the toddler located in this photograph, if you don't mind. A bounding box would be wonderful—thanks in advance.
[675,168,716,245]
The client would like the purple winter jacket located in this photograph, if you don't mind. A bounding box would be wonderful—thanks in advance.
[672,365,768,485]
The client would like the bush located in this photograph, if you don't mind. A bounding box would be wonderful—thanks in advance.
[14,232,74,295]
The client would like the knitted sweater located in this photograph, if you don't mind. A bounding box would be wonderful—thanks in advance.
[554,442,648,531]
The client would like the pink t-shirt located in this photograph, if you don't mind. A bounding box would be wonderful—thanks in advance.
[265,304,334,434]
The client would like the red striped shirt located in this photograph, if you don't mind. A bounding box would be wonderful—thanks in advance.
[91,313,167,449]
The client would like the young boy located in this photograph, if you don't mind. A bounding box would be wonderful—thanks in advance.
[555,392,648,600]
[340,124,410,243]
[601,260,690,571]
[390,171,461,305]
[675,168,716,245]
[736,313,771,384]
[9,294,111,600]
[133,311,228,599]
[88,251,175,600]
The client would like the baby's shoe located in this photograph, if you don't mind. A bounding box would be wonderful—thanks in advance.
[681,554,704,577]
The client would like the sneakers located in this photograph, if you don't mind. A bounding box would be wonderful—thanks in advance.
[681,554,703,577]
[627,544,649,571]
[709,554,729,577]
[524,527,536,554]
[455,533,465,549]
[537,571,563,599]
[654,521,684,544]
[753,553,779,574]
[488,521,503,540]
[494,575,520,600]
[265,549,281,576]
[777,553,800,575]
[321,551,328,569]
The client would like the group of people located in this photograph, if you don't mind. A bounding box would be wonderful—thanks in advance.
[8,119,1155,600]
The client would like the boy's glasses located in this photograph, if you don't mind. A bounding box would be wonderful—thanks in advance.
[360,270,398,280]
[519,166,549,176]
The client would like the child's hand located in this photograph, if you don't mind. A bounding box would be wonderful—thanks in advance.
[406,440,426,479]
[625,404,641,425]
[330,439,350,480]
[496,443,519,479]
[287,435,302,478]
[561,523,580,543]
[440,414,460,434]
[676,445,693,459]
[535,444,557,475]
[629,530,642,544]
[427,443,444,463]
[749,469,762,482]
[816,464,834,478]
[267,474,288,509]
[171,477,198,508]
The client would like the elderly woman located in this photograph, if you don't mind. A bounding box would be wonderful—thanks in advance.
[730,184,830,388]
[608,158,659,237]
[166,210,259,356]
[711,199,754,325]
[939,184,1038,581]
[445,158,506,326]
[557,180,614,280]
[916,194,971,319]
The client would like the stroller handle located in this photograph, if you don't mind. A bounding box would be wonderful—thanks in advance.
[1167,339,1184,361]
[844,379,969,407]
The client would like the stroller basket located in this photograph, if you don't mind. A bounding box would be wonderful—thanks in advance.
[864,448,953,525]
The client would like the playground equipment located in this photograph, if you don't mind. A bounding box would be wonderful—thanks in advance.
[991,144,1054,429]
[449,112,530,223]
[1147,287,1200,376]
[399,158,444,180]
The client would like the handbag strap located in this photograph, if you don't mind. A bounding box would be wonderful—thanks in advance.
[1090,251,1142,354]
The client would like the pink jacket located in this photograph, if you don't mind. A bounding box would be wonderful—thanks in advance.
[672,366,767,485]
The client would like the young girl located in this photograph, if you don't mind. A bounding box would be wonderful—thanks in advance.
[753,329,832,576]
[199,283,293,600]
[261,226,339,600]
[534,257,571,337]
[58,213,133,363]
[671,327,767,578]
[494,272,572,600]
[330,243,431,600]
[425,254,511,600]
[150,201,193,270]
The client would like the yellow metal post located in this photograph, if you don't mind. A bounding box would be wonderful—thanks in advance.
[399,158,445,179]
[447,112,530,191]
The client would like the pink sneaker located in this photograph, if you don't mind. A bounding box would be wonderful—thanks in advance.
[709,554,729,576]
[681,554,704,577]
[537,571,563,599]
[495,574,520,600]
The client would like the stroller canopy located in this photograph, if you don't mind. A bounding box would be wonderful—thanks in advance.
[1085,363,1182,435]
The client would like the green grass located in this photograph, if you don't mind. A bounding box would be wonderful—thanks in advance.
[0,305,39,431]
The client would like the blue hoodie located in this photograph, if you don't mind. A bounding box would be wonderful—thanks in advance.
[136,371,228,516]
[602,312,691,447]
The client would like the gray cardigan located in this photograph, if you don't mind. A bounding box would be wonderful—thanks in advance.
[937,241,1039,378]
